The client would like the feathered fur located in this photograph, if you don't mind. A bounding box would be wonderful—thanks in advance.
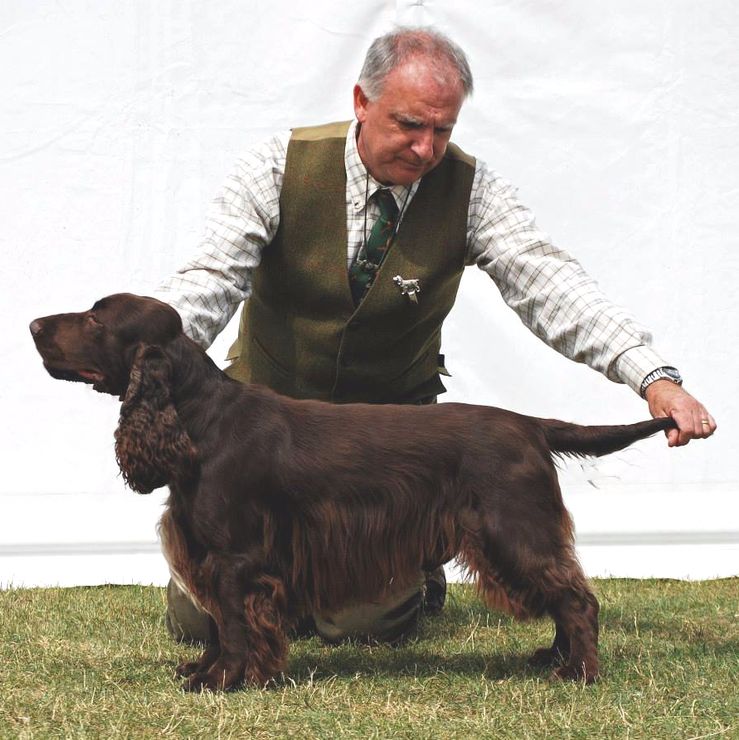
[115,344,198,493]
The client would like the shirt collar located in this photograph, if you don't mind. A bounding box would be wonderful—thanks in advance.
[345,119,419,214]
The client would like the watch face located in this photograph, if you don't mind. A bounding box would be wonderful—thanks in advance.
[664,368,682,382]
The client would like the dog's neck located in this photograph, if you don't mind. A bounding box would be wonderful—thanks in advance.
[164,334,233,436]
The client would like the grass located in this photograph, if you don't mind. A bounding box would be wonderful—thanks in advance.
[0,580,736,739]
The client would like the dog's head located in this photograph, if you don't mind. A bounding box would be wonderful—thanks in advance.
[31,293,197,493]
[30,293,183,397]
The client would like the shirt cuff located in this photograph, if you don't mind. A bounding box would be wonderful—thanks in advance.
[610,345,674,396]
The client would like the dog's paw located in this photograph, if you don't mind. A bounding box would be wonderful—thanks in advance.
[175,660,201,678]
[183,672,220,692]
[182,660,246,692]
[183,670,232,692]
[551,661,599,684]
[176,645,221,679]
[528,646,567,668]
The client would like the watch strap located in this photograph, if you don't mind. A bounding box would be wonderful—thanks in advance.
[639,366,683,397]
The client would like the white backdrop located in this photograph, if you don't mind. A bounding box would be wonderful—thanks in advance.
[2,1,737,585]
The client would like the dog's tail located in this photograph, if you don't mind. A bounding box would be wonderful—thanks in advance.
[541,416,677,458]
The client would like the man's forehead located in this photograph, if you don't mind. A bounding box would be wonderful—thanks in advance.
[379,62,463,114]
[386,56,463,91]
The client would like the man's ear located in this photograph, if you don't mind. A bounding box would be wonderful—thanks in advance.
[353,84,370,123]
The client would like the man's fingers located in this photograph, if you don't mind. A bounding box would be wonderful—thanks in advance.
[686,407,717,441]
[645,381,716,447]
[698,412,717,438]
[666,427,681,447]
[667,406,716,446]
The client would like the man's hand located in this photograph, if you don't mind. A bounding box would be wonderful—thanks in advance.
[644,380,717,447]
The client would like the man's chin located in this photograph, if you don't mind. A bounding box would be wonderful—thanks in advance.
[384,163,430,186]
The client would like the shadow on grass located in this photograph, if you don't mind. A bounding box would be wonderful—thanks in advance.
[284,643,540,685]
[165,611,556,688]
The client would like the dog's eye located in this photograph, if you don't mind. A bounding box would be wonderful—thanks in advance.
[87,314,102,328]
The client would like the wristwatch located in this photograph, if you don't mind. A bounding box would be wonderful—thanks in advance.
[639,366,683,398]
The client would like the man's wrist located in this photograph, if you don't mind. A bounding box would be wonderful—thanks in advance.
[639,366,683,398]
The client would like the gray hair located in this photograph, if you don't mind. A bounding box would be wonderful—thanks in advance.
[357,27,474,101]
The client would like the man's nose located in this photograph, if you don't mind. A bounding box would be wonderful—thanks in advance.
[411,129,435,162]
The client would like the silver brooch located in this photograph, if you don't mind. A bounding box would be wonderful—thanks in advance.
[393,275,420,304]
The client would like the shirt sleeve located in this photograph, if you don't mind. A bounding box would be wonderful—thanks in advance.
[155,131,290,349]
[466,161,670,394]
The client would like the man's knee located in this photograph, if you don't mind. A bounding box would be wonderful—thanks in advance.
[165,579,211,644]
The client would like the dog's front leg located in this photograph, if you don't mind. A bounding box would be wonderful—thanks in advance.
[183,578,250,692]
[176,616,220,678]
[184,571,289,692]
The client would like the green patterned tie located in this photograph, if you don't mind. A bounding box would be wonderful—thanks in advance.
[349,189,400,305]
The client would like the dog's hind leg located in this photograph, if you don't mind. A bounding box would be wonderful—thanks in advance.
[547,579,599,683]
[528,620,570,668]
[459,510,599,683]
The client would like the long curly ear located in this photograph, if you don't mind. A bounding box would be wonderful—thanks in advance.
[114,344,197,493]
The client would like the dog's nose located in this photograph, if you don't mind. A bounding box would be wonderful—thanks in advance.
[29,319,44,337]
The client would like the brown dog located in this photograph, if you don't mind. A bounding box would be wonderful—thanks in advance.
[30,293,675,690]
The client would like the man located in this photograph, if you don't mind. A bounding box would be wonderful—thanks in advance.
[158,27,716,644]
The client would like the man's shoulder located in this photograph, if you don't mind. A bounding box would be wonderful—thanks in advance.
[444,141,476,170]
[290,121,352,142]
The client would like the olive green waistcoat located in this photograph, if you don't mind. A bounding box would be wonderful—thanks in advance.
[225,121,475,404]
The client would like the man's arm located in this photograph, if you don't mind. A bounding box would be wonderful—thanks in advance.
[466,162,715,445]
[155,131,289,348]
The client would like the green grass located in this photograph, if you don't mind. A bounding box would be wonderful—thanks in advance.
[0,580,736,739]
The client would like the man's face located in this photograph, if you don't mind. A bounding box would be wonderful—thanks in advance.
[353,58,465,186]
